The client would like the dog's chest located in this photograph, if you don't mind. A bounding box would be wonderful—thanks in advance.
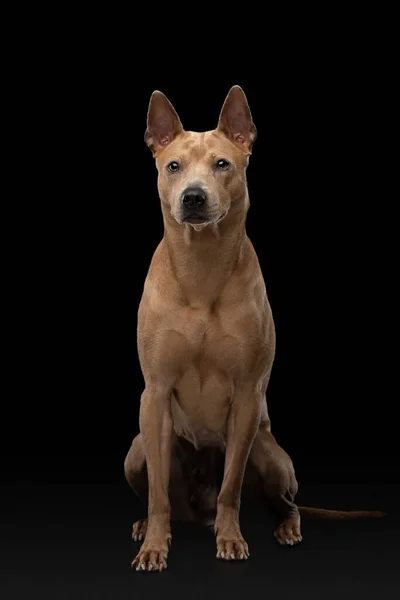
[180,307,242,372]
[168,308,248,443]
[154,300,267,388]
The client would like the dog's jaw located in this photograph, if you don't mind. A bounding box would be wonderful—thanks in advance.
[188,222,210,232]
[182,210,229,232]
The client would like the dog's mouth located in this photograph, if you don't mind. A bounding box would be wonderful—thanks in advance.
[178,207,226,227]
[182,214,208,225]
[216,211,227,223]
[184,218,207,225]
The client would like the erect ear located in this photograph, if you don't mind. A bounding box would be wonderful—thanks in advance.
[144,91,184,156]
[217,85,257,154]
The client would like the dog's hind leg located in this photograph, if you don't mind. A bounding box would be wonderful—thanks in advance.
[186,446,225,529]
[248,424,302,546]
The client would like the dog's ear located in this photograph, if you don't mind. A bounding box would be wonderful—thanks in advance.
[217,86,257,154]
[145,91,184,156]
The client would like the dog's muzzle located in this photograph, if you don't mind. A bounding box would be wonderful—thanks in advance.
[180,187,208,223]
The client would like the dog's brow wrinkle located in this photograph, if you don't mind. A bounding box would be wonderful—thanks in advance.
[182,139,195,151]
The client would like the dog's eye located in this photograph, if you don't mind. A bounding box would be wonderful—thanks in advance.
[167,161,180,173]
[216,159,230,170]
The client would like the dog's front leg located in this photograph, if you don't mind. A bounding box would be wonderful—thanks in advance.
[215,389,261,561]
[132,385,173,572]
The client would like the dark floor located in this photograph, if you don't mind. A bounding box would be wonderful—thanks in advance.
[2,463,399,600]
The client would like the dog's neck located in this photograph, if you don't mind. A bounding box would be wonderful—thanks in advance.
[161,194,249,307]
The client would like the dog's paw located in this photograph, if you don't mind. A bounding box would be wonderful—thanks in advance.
[131,535,171,572]
[274,518,302,546]
[132,519,148,542]
[216,536,249,561]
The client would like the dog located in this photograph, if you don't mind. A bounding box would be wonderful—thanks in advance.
[124,86,385,572]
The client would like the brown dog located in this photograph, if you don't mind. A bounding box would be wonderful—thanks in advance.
[124,86,384,572]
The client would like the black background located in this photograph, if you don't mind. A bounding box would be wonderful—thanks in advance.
[19,61,397,485]
[4,20,399,599]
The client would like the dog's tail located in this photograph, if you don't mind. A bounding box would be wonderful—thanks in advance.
[298,506,386,519]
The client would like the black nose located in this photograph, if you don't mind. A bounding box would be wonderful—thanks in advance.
[181,187,206,209]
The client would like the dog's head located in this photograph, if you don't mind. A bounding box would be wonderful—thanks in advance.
[145,86,256,231]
